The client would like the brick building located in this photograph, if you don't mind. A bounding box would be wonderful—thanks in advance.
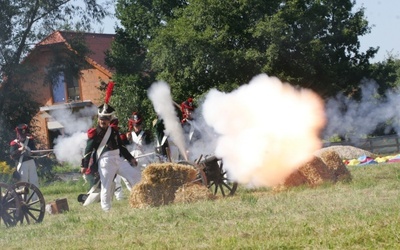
[21,31,115,148]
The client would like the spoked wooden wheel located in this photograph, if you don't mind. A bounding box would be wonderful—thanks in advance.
[201,156,238,197]
[13,182,45,224]
[0,182,21,227]
[177,161,208,186]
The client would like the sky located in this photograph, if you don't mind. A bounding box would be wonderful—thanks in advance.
[354,0,400,62]
[99,0,400,63]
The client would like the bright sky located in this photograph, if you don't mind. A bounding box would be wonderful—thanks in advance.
[99,0,400,63]
[355,0,400,62]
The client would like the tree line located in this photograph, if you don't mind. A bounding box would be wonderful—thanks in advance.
[1,0,400,165]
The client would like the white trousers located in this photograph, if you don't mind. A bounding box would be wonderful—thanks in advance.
[18,159,39,187]
[114,174,132,200]
[98,150,141,211]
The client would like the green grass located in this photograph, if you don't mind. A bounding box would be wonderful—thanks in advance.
[2,163,400,249]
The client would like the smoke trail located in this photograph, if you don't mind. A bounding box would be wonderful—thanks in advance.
[202,74,326,187]
[147,81,188,160]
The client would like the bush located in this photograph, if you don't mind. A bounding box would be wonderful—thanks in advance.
[0,161,15,184]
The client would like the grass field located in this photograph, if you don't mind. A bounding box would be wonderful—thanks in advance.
[1,163,400,249]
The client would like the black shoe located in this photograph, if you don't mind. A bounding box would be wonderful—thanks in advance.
[77,194,88,203]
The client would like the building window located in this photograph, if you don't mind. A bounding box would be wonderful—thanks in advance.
[52,72,80,103]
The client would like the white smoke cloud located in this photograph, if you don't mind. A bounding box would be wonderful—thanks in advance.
[184,106,219,161]
[323,79,400,142]
[202,74,326,187]
[51,106,97,165]
[53,132,88,165]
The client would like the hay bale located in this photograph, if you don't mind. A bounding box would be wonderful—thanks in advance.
[298,156,335,186]
[273,168,308,191]
[129,182,169,208]
[282,169,308,187]
[319,150,352,182]
[142,163,197,186]
[174,183,216,204]
[129,163,199,208]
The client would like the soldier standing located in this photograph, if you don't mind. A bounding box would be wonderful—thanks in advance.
[126,112,152,166]
[81,82,138,212]
[9,123,39,187]
[180,97,201,146]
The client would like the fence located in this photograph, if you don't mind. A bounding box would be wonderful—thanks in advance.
[323,135,400,155]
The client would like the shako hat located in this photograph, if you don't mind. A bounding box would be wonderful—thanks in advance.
[15,123,30,140]
[129,112,143,125]
[98,81,115,119]
[15,123,28,132]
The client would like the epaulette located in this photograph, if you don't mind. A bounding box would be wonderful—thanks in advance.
[87,128,97,139]
[120,133,127,141]
[10,140,18,146]
[110,123,119,131]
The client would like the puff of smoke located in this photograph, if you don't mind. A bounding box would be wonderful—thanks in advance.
[202,74,326,187]
[50,106,96,135]
[323,80,400,142]
[53,132,88,166]
[51,106,97,165]
[147,81,188,160]
[184,104,220,161]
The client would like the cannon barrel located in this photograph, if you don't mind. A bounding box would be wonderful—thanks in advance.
[31,149,54,154]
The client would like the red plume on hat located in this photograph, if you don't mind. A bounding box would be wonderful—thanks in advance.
[105,81,114,104]
[98,81,115,117]
[180,97,194,113]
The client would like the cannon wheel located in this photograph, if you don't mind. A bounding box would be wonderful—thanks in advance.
[201,157,238,197]
[206,160,238,197]
[13,182,45,224]
[0,182,21,227]
[177,161,208,186]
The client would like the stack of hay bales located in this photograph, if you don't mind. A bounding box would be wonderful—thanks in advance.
[174,183,216,204]
[129,162,213,208]
[277,150,352,190]
[319,150,352,182]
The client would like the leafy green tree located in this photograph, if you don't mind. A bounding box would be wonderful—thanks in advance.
[369,56,400,94]
[148,0,377,99]
[0,0,109,163]
[106,0,188,131]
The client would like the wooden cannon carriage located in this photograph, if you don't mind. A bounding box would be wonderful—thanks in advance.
[0,181,45,227]
[177,155,238,197]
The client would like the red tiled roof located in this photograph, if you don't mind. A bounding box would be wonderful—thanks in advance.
[37,31,115,73]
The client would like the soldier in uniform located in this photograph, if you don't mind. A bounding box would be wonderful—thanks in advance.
[9,123,39,187]
[81,103,138,212]
[126,112,153,166]
[180,97,201,146]
[153,117,170,162]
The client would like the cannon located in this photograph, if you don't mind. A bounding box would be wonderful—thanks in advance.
[177,155,238,197]
[0,181,46,227]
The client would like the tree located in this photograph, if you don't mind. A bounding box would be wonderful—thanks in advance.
[148,0,377,99]
[106,0,188,131]
[369,56,400,94]
[0,0,110,163]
